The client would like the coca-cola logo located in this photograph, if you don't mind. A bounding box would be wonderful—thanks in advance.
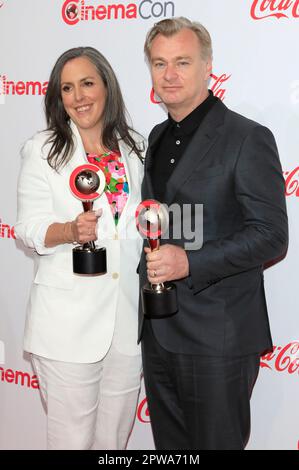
[137,397,150,423]
[0,75,48,97]
[210,73,231,101]
[0,219,16,239]
[251,0,299,20]
[283,167,299,197]
[260,342,299,374]
[62,0,175,26]
[150,72,231,104]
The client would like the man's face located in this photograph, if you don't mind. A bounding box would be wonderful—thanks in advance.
[149,28,212,120]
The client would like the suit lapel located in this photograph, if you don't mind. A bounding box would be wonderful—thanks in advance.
[143,120,168,200]
[117,138,141,227]
[164,100,227,205]
[142,146,155,199]
[68,120,88,170]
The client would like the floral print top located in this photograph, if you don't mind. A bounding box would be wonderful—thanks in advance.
[87,151,129,225]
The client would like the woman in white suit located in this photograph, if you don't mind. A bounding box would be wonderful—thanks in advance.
[15,47,145,450]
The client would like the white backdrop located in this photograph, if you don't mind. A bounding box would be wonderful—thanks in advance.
[0,0,298,450]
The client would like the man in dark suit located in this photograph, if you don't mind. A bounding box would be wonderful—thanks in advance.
[139,17,288,450]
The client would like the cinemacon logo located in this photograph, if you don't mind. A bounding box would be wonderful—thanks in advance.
[62,0,175,25]
[0,366,39,389]
[0,219,15,239]
[0,75,48,97]
[251,0,299,19]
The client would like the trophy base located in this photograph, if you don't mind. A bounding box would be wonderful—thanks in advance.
[142,283,178,319]
[73,246,107,275]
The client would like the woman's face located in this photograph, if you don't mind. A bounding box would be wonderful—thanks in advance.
[60,56,107,134]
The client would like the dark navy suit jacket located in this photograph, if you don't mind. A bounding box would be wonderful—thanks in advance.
[138,100,288,357]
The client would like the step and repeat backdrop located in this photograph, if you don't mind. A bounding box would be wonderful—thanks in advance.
[0,0,298,450]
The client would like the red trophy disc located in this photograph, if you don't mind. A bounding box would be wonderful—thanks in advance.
[70,164,106,275]
[136,199,178,319]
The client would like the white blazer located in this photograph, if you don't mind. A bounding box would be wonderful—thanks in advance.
[15,122,145,363]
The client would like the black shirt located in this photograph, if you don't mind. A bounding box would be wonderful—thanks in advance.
[151,90,218,201]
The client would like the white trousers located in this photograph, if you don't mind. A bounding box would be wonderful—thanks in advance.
[31,345,142,450]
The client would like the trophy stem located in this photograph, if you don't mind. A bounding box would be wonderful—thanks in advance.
[83,200,94,212]
[82,240,96,251]
[148,238,160,251]
[148,238,162,289]
[82,200,95,251]
[151,282,165,292]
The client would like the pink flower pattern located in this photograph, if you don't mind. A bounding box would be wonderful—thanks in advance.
[87,151,129,225]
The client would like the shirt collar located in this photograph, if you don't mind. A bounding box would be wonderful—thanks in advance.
[168,90,218,137]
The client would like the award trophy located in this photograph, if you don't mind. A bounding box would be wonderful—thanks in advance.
[136,199,178,319]
[69,164,107,275]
